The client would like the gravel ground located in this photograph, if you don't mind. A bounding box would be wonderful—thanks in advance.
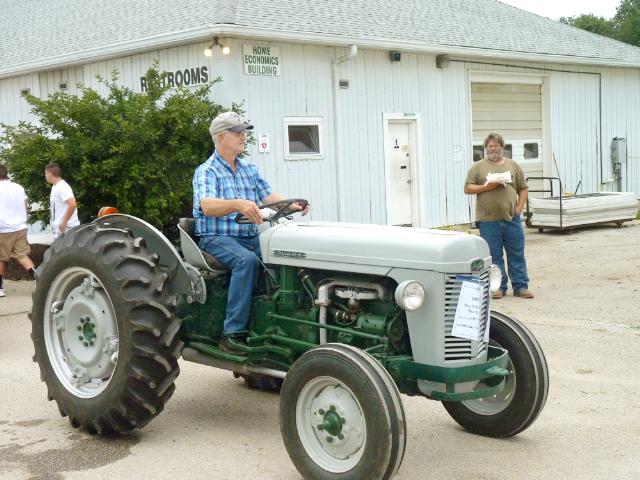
[1,221,639,479]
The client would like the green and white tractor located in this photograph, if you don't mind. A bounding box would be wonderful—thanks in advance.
[30,199,548,479]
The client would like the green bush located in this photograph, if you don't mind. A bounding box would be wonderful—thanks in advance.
[0,65,235,233]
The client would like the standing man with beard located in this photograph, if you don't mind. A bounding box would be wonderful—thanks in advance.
[464,132,533,299]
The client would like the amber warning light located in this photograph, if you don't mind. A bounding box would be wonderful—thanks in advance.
[97,206,119,218]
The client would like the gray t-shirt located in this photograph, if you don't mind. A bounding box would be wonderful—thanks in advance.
[465,158,528,221]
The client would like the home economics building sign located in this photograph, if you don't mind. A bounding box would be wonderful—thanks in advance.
[243,44,280,76]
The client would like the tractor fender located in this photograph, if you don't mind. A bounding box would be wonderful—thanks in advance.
[94,213,192,295]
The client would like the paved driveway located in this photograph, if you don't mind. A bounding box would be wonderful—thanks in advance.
[1,222,639,479]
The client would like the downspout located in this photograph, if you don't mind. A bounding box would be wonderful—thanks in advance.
[332,44,358,221]
[598,73,605,189]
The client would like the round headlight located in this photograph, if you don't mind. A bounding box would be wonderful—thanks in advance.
[394,281,425,311]
[489,265,502,293]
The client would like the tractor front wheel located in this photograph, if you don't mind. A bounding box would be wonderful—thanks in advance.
[280,344,406,480]
[442,311,549,437]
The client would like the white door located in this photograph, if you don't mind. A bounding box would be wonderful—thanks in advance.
[386,121,414,226]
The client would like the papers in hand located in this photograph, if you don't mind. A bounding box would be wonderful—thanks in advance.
[452,279,488,342]
[486,171,512,185]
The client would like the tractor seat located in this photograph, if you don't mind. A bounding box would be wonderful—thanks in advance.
[178,218,228,272]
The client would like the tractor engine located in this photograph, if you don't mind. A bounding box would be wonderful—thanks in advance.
[177,265,410,360]
[250,266,411,358]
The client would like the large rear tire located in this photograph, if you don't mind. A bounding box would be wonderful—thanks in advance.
[30,223,183,434]
[280,344,406,480]
[442,311,549,437]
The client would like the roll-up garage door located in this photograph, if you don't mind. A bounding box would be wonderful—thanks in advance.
[471,82,543,194]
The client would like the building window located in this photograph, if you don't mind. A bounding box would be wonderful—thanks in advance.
[503,144,513,159]
[524,142,539,159]
[284,116,324,160]
[473,145,484,162]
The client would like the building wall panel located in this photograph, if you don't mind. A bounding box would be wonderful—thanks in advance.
[625,70,640,196]
[0,74,40,127]
[601,67,640,195]
[39,66,84,98]
[549,71,600,195]
[336,50,473,227]
[213,40,338,221]
[464,59,640,199]
[1,40,638,228]
[81,40,338,221]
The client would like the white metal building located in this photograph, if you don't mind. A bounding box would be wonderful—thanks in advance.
[1,0,639,227]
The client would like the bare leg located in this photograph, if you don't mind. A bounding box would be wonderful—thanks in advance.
[17,256,35,271]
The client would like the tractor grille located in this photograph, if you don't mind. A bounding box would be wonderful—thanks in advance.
[443,269,490,361]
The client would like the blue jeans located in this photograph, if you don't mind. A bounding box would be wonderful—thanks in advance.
[478,215,529,293]
[198,235,261,335]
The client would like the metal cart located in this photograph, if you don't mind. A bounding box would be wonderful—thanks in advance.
[524,176,637,233]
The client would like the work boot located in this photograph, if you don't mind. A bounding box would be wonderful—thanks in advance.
[491,290,505,299]
[219,333,249,356]
[514,289,534,299]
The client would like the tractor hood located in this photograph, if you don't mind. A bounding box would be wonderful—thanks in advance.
[260,221,490,274]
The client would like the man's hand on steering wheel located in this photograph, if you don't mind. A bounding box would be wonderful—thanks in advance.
[235,198,309,224]
[236,199,263,224]
[289,201,310,216]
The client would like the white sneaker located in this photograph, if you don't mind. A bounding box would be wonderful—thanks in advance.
[0,288,5,298]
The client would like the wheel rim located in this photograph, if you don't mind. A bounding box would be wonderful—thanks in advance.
[462,341,516,415]
[296,375,367,473]
[43,267,119,399]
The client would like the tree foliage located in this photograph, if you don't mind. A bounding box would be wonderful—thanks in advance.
[615,0,640,47]
[0,65,232,232]
[560,0,640,47]
[559,14,615,38]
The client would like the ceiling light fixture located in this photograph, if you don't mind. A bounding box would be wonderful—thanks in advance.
[204,37,230,57]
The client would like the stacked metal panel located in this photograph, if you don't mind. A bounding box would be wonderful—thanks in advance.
[528,192,639,228]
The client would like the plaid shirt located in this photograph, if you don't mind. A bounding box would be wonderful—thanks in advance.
[193,152,272,237]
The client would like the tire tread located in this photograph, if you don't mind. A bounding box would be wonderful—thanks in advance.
[442,311,549,438]
[30,224,182,435]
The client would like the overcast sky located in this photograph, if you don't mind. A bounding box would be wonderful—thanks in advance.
[499,0,619,20]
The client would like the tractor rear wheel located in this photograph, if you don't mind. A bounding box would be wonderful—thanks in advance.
[280,344,406,480]
[30,223,183,434]
[442,311,549,437]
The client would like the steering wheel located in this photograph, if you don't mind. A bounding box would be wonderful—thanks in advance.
[235,198,309,224]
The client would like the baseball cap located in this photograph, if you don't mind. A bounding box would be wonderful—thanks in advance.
[209,111,254,137]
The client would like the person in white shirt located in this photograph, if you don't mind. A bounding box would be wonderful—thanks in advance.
[0,164,37,298]
[44,163,80,238]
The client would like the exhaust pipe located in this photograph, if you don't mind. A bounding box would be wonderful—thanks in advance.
[181,347,287,379]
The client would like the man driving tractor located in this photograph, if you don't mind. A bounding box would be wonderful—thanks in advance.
[192,111,308,355]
